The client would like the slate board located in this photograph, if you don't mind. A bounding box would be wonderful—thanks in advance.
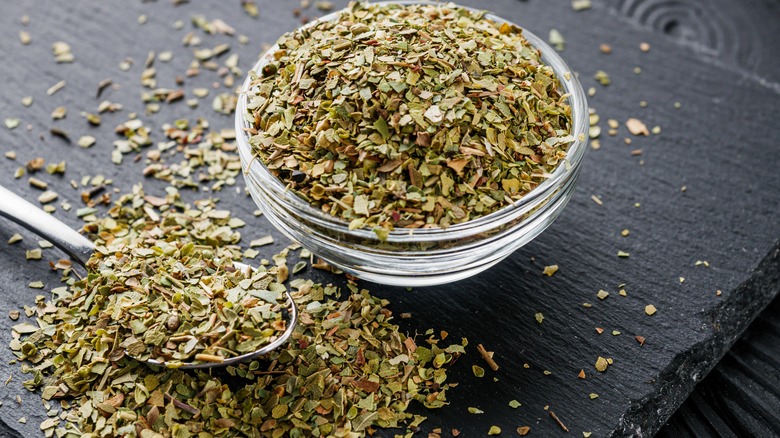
[660,291,780,437]
[0,0,778,437]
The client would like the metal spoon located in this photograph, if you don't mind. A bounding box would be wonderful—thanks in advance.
[0,184,298,369]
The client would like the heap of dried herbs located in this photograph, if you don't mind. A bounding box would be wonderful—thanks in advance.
[243,1,574,230]
[81,219,288,366]
[10,187,463,437]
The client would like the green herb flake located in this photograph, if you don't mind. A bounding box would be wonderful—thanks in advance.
[595,356,609,372]
[571,0,592,11]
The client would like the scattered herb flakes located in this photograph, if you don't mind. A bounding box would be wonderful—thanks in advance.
[645,304,657,316]
[535,312,544,324]
[477,343,499,371]
[472,365,486,378]
[595,356,609,372]
[589,393,599,400]
[50,106,67,120]
[18,30,31,45]
[51,41,74,63]
[679,277,685,283]
[549,410,570,433]
[4,118,20,130]
[583,432,593,437]
[246,2,574,232]
[508,399,522,409]
[549,28,565,51]
[617,250,630,258]
[543,370,552,375]
[635,335,646,346]
[11,187,464,435]
[78,135,96,148]
[242,0,259,17]
[37,190,58,204]
[594,70,611,86]
[543,264,559,277]
[250,235,274,247]
[468,407,484,414]
[626,118,649,136]
[316,1,335,11]
[612,330,621,336]
[28,281,44,289]
[596,289,609,300]
[46,80,66,96]
[488,425,502,435]
[572,0,592,11]
[517,426,531,436]
[242,248,260,259]
[8,234,23,244]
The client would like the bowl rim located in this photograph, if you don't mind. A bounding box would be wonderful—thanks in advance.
[235,0,589,243]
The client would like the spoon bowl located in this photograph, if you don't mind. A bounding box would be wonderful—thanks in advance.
[0,184,298,369]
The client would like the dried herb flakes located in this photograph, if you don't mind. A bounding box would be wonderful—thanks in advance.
[244,2,574,232]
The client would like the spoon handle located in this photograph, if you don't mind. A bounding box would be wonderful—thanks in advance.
[0,185,94,266]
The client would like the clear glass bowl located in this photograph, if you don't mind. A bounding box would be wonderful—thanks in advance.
[235,1,589,286]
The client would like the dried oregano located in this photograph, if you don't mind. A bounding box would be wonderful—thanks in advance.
[243,1,574,231]
[11,187,464,437]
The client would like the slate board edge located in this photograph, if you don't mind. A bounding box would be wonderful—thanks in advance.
[613,241,780,438]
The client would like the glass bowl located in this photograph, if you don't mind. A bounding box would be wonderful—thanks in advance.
[235,1,589,287]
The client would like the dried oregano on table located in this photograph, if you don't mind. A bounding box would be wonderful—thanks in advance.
[10,187,464,437]
[243,1,574,231]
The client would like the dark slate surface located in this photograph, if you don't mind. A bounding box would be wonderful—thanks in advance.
[0,1,778,437]
[660,291,780,438]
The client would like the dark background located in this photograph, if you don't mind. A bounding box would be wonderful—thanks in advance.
[0,1,778,437]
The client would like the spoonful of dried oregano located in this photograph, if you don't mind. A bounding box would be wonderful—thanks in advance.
[0,184,297,369]
[8,186,464,437]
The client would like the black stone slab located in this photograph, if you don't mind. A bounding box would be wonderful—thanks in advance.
[0,1,778,436]
[660,290,780,437]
